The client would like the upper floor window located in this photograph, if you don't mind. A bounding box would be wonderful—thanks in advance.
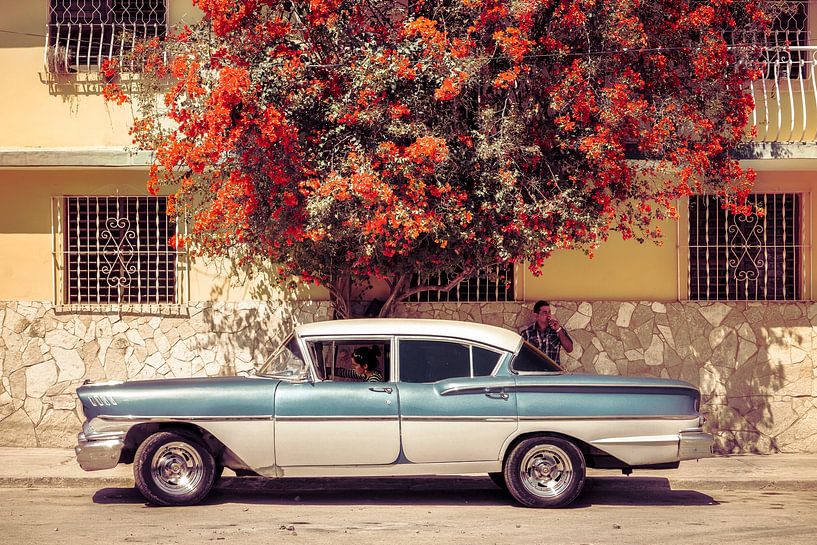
[53,195,180,305]
[47,0,168,73]
[687,194,804,301]
[405,263,515,303]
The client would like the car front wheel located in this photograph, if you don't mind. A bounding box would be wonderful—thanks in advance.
[503,436,586,508]
[133,431,216,506]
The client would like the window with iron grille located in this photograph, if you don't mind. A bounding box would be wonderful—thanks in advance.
[56,196,179,304]
[47,0,167,73]
[405,264,515,303]
[688,194,804,301]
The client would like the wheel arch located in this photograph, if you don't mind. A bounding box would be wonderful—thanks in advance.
[501,431,593,469]
[121,422,226,464]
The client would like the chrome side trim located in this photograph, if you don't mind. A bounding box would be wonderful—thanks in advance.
[519,415,699,421]
[401,416,516,423]
[439,385,516,396]
[98,415,273,422]
[88,394,118,407]
[512,384,698,392]
[441,383,698,396]
[275,415,398,422]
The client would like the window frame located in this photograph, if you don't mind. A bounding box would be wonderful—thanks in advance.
[405,263,518,303]
[51,194,188,310]
[46,0,169,73]
[301,335,394,383]
[678,192,812,302]
[395,336,506,383]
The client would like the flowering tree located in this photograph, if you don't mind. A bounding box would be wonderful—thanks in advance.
[106,0,784,317]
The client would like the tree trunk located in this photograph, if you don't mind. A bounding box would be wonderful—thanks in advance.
[328,274,353,319]
[377,273,411,318]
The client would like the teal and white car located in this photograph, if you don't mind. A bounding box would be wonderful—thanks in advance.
[75,318,712,507]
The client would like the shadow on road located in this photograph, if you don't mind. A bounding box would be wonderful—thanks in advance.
[91,476,716,508]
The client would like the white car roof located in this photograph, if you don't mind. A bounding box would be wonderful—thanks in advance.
[295,318,522,352]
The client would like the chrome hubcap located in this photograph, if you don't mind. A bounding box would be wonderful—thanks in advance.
[519,444,574,498]
[151,441,205,497]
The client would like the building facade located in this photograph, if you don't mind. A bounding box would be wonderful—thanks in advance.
[1,1,815,452]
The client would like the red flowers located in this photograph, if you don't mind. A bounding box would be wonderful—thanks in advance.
[101,0,782,315]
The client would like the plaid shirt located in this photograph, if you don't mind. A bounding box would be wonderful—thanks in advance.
[520,323,570,364]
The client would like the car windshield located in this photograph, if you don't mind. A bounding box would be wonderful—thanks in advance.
[511,341,564,373]
[258,334,308,379]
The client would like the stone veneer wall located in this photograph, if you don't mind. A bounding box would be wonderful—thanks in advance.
[1,300,816,453]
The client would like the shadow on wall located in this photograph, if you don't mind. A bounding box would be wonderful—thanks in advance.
[545,302,811,454]
[199,262,331,377]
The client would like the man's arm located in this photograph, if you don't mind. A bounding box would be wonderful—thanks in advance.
[556,327,573,353]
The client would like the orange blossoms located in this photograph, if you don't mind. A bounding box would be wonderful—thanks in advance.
[104,0,783,316]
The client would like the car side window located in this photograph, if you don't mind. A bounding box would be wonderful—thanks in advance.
[472,346,502,376]
[307,339,390,382]
[399,339,471,383]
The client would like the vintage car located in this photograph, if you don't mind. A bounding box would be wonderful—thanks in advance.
[75,318,712,507]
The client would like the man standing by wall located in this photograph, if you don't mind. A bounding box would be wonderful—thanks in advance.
[520,300,574,365]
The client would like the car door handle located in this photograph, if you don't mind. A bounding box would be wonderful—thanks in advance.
[484,388,509,400]
[369,386,393,394]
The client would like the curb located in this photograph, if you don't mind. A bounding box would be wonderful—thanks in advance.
[2,475,815,491]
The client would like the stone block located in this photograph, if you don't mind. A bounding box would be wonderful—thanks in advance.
[0,409,37,447]
[125,329,146,347]
[699,302,732,327]
[634,321,654,349]
[644,336,664,366]
[45,380,73,397]
[51,346,85,382]
[21,339,48,368]
[25,360,58,398]
[24,397,43,424]
[9,368,26,400]
[51,394,76,411]
[595,330,625,360]
[36,409,81,448]
[45,329,80,350]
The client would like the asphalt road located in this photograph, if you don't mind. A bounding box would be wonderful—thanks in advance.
[2,480,816,545]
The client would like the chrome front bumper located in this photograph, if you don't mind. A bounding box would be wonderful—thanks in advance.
[678,429,714,460]
[75,431,126,471]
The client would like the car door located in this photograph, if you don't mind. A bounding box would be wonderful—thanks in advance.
[396,338,517,463]
[273,337,400,467]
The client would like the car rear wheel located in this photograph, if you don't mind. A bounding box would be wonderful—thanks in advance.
[503,436,586,508]
[134,431,216,506]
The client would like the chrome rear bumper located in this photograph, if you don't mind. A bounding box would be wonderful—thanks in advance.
[75,431,125,471]
[678,429,714,460]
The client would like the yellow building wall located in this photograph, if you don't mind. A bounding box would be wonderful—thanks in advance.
[2,1,815,305]
[0,0,201,148]
[0,169,327,302]
[523,168,817,302]
[523,219,679,301]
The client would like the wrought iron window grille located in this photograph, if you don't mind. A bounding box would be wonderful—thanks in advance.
[51,195,188,308]
[687,194,808,301]
[405,263,516,303]
[46,0,168,74]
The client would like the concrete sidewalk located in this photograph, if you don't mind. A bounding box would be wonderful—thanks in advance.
[0,448,816,491]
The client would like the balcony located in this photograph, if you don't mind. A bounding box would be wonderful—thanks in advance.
[749,46,817,143]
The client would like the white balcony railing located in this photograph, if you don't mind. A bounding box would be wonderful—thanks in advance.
[750,46,817,142]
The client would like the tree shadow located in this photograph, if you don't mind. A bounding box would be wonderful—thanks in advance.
[193,257,332,376]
